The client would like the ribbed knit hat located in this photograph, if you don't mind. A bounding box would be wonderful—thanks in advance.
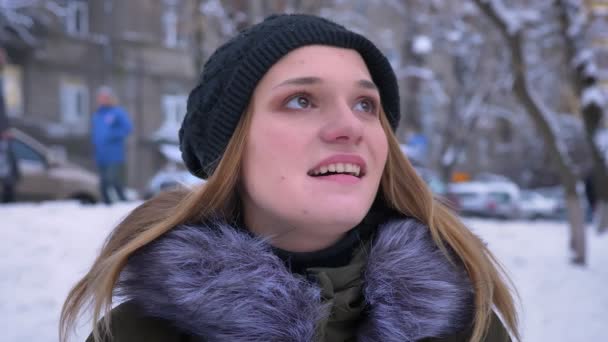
[179,13,400,179]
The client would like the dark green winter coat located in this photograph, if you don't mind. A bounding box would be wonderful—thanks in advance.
[89,302,510,342]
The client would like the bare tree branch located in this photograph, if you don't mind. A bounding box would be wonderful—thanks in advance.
[474,0,587,264]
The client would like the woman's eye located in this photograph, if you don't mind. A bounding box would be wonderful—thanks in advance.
[285,95,312,109]
[354,98,377,114]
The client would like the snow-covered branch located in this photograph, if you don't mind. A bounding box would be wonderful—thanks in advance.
[561,0,588,38]
[480,0,540,35]
[397,66,434,80]
[582,86,608,108]
[475,0,581,179]
[0,0,40,10]
[0,1,43,45]
[199,0,239,36]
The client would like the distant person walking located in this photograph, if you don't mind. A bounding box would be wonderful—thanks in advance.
[584,174,596,223]
[0,47,19,203]
[91,86,132,205]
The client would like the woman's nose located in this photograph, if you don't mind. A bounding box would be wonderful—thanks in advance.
[319,101,364,144]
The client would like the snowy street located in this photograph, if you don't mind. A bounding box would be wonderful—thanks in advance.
[1,202,607,342]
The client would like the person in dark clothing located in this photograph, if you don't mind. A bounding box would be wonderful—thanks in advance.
[61,14,519,342]
[0,128,19,203]
[91,86,133,205]
[584,175,596,222]
[0,47,19,203]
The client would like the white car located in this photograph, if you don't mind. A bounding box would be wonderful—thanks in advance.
[144,168,205,199]
[519,191,560,220]
[448,181,521,219]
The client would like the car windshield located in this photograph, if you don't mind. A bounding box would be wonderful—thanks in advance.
[522,192,545,201]
[455,192,478,200]
[11,138,46,163]
[488,192,510,203]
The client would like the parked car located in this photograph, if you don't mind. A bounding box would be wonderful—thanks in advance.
[144,167,205,199]
[8,128,101,203]
[534,184,589,220]
[447,181,521,219]
[473,173,514,184]
[519,190,560,220]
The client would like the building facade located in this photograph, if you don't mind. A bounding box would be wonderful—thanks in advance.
[2,0,198,191]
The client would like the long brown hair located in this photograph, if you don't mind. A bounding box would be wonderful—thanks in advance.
[60,107,519,342]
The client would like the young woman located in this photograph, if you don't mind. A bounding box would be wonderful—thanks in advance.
[61,14,519,342]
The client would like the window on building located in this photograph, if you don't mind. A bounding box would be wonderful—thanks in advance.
[60,80,89,132]
[66,1,89,36]
[162,95,187,127]
[163,7,178,48]
[2,64,23,117]
[162,0,187,48]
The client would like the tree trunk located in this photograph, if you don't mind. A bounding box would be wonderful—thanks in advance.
[566,195,587,264]
[557,0,608,233]
[475,0,586,264]
[596,202,608,231]
[397,35,425,142]
[437,98,459,184]
[248,0,264,24]
[192,0,206,73]
[582,106,608,233]
[439,143,456,185]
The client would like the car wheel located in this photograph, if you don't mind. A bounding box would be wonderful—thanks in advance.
[71,194,97,205]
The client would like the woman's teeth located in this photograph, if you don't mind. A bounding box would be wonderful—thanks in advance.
[309,163,361,177]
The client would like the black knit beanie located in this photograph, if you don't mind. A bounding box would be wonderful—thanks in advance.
[179,13,401,179]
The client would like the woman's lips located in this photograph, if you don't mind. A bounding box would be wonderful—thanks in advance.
[310,173,362,184]
[308,154,367,177]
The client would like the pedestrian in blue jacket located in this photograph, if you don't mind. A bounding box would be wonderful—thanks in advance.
[91,86,132,204]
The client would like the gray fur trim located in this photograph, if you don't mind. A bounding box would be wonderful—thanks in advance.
[117,223,329,342]
[359,219,474,341]
[116,218,473,342]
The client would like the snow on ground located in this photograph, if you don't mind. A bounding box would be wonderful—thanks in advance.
[1,202,607,342]
[1,201,139,342]
[465,218,608,342]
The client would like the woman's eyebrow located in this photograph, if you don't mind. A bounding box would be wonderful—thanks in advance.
[357,79,378,91]
[273,76,322,89]
[273,77,378,91]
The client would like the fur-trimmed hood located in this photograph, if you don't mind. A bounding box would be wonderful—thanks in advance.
[116,218,474,342]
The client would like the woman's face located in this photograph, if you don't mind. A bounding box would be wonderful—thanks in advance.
[241,45,389,252]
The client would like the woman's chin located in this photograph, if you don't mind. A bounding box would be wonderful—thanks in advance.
[295,208,369,231]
